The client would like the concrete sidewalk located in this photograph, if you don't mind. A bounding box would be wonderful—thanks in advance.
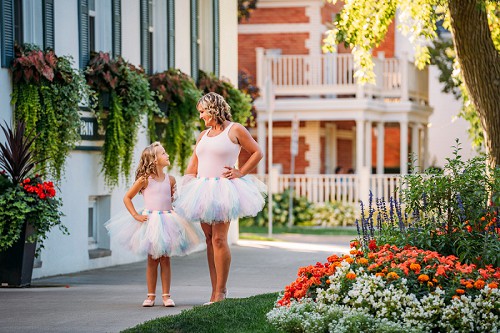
[0,235,351,333]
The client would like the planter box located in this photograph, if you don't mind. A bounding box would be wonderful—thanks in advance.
[0,222,36,287]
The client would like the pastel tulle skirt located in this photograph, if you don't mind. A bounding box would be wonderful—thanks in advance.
[105,209,205,259]
[173,175,267,224]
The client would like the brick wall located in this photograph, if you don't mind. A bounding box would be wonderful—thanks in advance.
[239,33,310,80]
[240,7,308,24]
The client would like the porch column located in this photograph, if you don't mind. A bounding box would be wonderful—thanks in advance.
[365,121,372,173]
[356,120,365,173]
[422,124,429,170]
[400,120,409,175]
[411,123,421,173]
[376,122,385,174]
[257,119,266,175]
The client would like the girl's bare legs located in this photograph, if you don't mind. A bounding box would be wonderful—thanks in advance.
[159,256,171,302]
[201,223,217,302]
[202,222,231,302]
[146,255,160,301]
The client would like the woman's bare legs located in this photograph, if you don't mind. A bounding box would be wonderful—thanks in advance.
[146,255,159,301]
[201,222,231,302]
[201,223,217,301]
[159,256,171,302]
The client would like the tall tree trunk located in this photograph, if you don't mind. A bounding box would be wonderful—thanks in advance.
[449,0,500,169]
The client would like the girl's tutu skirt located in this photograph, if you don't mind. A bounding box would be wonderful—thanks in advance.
[174,175,267,224]
[105,210,205,259]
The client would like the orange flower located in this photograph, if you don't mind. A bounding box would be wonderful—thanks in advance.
[474,280,486,289]
[466,283,474,289]
[345,257,354,264]
[326,279,330,284]
[350,249,358,255]
[346,272,356,280]
[375,272,385,277]
[427,282,434,287]
[410,263,421,273]
[488,282,498,289]
[456,289,465,295]
[452,295,460,300]
[417,274,430,283]
[357,258,369,265]
[350,241,359,248]
[387,272,400,280]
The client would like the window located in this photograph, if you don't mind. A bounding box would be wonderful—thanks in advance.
[195,0,219,78]
[88,195,111,259]
[141,0,175,74]
[79,0,120,69]
[1,0,54,67]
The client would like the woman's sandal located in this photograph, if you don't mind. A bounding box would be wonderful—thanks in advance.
[142,293,156,307]
[162,293,175,307]
[203,289,228,306]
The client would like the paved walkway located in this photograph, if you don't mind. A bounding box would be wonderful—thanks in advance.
[0,235,351,333]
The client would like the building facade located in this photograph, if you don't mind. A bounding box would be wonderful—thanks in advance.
[238,0,475,177]
[0,0,238,278]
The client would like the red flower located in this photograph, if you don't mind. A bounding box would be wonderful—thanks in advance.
[368,239,377,251]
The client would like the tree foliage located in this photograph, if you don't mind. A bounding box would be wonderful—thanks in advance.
[324,0,500,168]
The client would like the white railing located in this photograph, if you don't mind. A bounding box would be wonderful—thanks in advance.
[256,48,429,104]
[256,174,402,205]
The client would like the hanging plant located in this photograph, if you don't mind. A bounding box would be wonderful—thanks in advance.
[10,44,91,180]
[148,69,202,172]
[198,70,254,127]
[85,52,159,188]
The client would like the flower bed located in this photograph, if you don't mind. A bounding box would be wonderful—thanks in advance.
[267,241,500,333]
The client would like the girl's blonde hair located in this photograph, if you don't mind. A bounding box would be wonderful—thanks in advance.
[135,142,162,181]
[197,92,232,126]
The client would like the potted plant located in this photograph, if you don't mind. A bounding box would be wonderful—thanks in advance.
[85,52,159,187]
[0,121,67,287]
[148,69,202,172]
[10,44,93,180]
[198,70,254,126]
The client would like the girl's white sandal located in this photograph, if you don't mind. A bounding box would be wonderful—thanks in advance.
[162,293,175,307]
[142,293,156,307]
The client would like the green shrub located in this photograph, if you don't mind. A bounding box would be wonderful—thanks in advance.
[312,201,357,227]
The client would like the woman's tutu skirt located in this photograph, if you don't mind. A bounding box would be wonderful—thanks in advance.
[174,175,267,224]
[105,210,205,259]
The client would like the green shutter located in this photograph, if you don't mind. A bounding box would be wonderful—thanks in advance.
[167,0,175,69]
[111,0,121,57]
[213,0,219,77]
[78,0,89,69]
[43,0,55,49]
[1,0,15,68]
[190,0,198,82]
[140,0,150,73]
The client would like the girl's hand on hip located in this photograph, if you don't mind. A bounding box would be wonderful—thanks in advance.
[134,214,148,223]
[223,166,242,179]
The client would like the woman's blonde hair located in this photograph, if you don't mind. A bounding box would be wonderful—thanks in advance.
[197,92,232,126]
[135,142,162,181]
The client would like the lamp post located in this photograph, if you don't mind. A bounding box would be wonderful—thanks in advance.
[266,78,275,238]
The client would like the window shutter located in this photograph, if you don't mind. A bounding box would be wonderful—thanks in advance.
[43,0,55,49]
[78,0,89,69]
[213,0,219,77]
[190,0,198,82]
[140,0,150,73]
[111,0,121,57]
[167,0,175,69]
[1,0,15,68]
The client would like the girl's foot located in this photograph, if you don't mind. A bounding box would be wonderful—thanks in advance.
[162,294,175,307]
[142,293,156,307]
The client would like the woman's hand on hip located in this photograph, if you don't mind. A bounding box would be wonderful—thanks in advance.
[223,166,243,179]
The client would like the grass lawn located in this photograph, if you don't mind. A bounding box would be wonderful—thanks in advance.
[239,225,358,236]
[123,293,279,333]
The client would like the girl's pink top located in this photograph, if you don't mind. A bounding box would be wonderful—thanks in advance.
[142,175,172,211]
[196,122,241,178]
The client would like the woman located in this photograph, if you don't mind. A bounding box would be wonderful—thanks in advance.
[174,92,266,304]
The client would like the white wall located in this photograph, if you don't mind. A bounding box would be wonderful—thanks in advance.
[219,0,238,84]
[121,0,141,65]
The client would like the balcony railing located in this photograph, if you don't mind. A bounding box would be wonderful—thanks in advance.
[256,48,429,104]
[257,173,402,206]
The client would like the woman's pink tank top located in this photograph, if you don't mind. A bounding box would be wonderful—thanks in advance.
[196,122,241,178]
[142,175,172,211]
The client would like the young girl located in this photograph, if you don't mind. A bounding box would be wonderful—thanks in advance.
[105,142,204,307]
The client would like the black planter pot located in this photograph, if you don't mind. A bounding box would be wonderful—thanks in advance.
[0,222,36,287]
